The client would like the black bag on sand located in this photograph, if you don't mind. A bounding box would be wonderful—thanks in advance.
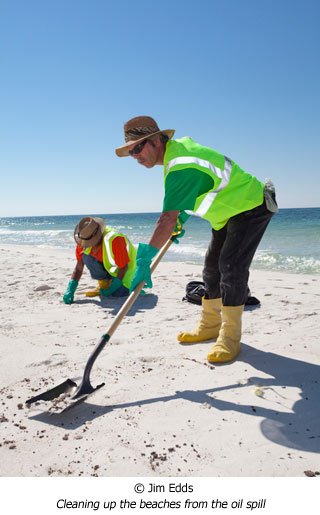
[182,281,260,306]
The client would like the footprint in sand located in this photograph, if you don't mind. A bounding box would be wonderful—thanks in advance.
[34,285,54,292]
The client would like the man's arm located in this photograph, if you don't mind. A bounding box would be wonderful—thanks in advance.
[71,259,84,282]
[117,265,128,281]
[112,236,130,281]
[63,258,84,304]
[128,210,180,293]
[149,210,180,249]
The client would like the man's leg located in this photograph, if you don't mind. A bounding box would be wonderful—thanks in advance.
[110,285,130,297]
[219,201,274,306]
[202,226,227,298]
[82,254,112,280]
[177,228,226,343]
[82,254,112,296]
[208,200,274,362]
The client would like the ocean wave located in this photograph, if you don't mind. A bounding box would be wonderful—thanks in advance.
[0,228,74,249]
[0,221,56,228]
[168,243,207,258]
[166,247,320,274]
[252,252,320,274]
[0,229,70,236]
[32,222,56,226]
[1,209,320,276]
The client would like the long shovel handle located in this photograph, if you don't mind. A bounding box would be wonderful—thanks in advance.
[106,237,173,338]
[80,237,174,384]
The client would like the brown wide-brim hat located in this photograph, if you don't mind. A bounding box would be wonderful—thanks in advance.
[115,115,175,157]
[74,216,106,248]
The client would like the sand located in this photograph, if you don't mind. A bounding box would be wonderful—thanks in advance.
[0,243,319,477]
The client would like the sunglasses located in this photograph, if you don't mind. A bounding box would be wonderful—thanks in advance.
[128,139,148,156]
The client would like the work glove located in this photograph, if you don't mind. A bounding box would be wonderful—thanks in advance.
[129,243,158,293]
[171,211,190,244]
[100,277,123,297]
[171,221,185,244]
[63,279,78,304]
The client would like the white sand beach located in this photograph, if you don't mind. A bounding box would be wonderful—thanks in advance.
[0,244,319,477]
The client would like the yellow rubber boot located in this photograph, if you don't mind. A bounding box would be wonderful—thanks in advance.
[85,279,112,297]
[177,298,222,344]
[207,305,244,363]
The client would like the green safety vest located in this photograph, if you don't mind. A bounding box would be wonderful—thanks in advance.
[84,227,136,289]
[164,137,264,230]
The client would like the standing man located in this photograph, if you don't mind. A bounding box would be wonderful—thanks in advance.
[63,216,136,304]
[115,116,277,364]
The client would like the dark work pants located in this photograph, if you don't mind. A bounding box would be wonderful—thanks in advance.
[203,199,275,306]
[82,254,129,297]
[82,253,112,280]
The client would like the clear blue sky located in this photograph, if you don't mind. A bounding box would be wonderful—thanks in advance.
[1,0,319,216]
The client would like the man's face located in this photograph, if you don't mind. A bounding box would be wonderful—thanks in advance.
[128,137,162,168]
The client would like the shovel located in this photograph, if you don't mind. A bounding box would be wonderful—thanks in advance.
[25,236,175,413]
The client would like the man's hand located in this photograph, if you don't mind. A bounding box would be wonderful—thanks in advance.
[171,220,185,244]
[171,211,190,244]
[100,277,122,297]
[149,211,180,249]
[129,243,158,293]
[63,279,78,304]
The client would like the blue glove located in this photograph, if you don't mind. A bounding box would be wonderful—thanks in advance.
[63,279,78,304]
[100,277,122,297]
[129,243,158,293]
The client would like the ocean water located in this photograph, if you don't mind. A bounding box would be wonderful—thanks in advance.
[0,208,319,275]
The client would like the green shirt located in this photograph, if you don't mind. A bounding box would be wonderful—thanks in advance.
[162,168,214,212]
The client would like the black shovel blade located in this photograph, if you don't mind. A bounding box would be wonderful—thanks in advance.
[58,382,106,413]
[25,379,106,414]
[25,379,77,406]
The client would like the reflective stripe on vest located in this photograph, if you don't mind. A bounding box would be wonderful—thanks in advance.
[195,157,232,217]
[165,155,232,217]
[103,231,118,274]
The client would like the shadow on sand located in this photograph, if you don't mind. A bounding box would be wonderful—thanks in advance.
[29,343,320,453]
[74,292,158,316]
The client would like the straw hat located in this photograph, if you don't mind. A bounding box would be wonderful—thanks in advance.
[74,217,105,248]
[115,116,175,157]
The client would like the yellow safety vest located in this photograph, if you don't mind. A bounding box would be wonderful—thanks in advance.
[164,137,264,230]
[84,227,136,289]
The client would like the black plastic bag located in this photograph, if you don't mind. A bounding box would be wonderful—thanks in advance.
[182,281,260,306]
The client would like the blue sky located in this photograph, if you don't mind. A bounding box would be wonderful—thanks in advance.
[1,0,319,216]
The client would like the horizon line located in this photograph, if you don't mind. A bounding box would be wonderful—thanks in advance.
[1,206,320,219]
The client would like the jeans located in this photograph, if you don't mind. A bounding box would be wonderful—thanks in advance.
[82,254,112,280]
[82,254,129,297]
[203,197,275,306]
